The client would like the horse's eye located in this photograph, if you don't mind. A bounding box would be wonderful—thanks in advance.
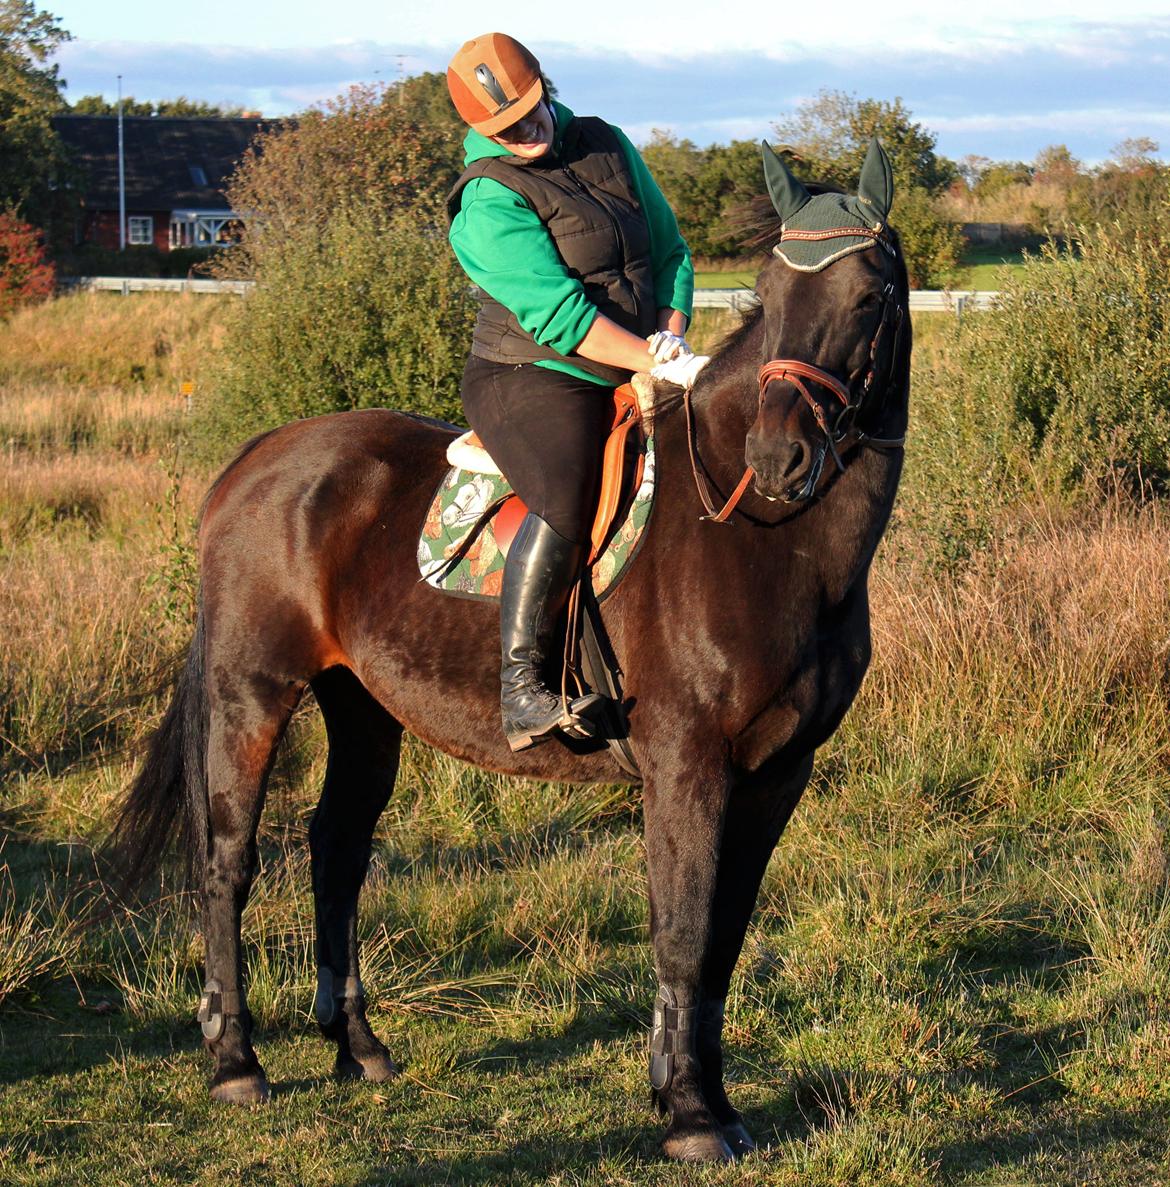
[857,292,881,312]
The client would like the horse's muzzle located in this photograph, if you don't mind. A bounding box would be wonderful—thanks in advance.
[747,437,825,503]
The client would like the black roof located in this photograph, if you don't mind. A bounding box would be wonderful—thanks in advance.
[51,115,283,210]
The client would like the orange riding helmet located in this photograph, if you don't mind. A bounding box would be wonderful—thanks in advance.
[446,33,544,136]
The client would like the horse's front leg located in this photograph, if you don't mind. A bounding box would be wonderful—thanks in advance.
[642,747,736,1162]
[697,752,813,1155]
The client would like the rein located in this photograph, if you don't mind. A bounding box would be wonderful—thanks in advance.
[685,280,907,524]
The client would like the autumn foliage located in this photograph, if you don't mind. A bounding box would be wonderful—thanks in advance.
[0,212,54,317]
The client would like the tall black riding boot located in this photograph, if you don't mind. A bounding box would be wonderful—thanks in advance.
[499,513,599,752]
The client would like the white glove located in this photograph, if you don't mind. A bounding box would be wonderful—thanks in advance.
[647,331,694,364]
[651,353,710,390]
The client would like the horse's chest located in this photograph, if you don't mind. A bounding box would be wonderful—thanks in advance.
[729,629,870,774]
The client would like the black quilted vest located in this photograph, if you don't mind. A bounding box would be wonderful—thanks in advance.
[447,116,656,386]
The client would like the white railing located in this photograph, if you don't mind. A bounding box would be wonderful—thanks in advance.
[63,276,1001,316]
[695,289,1000,315]
[62,276,255,296]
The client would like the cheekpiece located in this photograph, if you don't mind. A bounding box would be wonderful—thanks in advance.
[773,193,890,274]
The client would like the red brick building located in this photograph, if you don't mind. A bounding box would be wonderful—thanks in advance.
[51,115,280,251]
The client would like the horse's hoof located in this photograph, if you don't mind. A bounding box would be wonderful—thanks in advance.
[721,1119,756,1157]
[336,1051,399,1083]
[662,1129,735,1162]
[210,1074,270,1105]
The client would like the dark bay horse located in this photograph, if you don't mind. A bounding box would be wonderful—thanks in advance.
[111,140,911,1162]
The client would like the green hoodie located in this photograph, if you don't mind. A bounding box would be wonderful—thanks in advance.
[449,99,694,386]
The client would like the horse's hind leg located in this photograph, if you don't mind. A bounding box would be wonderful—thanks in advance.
[202,671,302,1105]
[308,667,402,1082]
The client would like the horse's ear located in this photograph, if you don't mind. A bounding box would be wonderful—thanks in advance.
[761,141,811,223]
[858,137,894,223]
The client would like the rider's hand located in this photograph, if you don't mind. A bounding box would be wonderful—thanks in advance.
[651,353,710,390]
[647,331,693,364]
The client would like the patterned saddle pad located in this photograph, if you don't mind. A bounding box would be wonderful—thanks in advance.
[417,437,656,602]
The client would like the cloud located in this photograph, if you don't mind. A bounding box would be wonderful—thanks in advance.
[55,16,1170,162]
[925,107,1170,135]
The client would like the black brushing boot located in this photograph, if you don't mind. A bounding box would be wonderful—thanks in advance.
[499,513,602,751]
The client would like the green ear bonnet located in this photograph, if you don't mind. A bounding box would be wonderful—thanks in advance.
[761,137,897,273]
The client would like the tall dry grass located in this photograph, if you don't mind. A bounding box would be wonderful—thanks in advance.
[0,381,188,456]
[0,292,219,789]
[0,290,231,391]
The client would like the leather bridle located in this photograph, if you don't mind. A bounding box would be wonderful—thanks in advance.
[684,270,907,523]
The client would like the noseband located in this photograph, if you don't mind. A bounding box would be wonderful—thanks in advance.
[685,278,907,523]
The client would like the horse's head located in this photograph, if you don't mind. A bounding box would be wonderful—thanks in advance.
[744,138,910,503]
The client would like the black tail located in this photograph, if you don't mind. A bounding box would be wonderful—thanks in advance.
[105,597,210,897]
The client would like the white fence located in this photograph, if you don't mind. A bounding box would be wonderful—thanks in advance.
[65,276,1001,316]
[63,276,255,296]
[695,289,1000,316]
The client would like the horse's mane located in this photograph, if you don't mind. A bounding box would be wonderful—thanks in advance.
[729,183,846,253]
[711,300,764,362]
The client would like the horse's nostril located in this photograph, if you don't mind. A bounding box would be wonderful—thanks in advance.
[782,442,805,478]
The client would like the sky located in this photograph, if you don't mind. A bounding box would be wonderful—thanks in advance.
[48,0,1170,165]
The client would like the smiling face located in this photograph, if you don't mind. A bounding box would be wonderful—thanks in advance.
[489,97,555,160]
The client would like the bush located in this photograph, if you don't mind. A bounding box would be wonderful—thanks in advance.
[899,181,1170,566]
[972,210,1170,493]
[892,187,965,289]
[199,81,473,456]
[0,212,54,317]
[202,200,474,451]
[216,81,463,283]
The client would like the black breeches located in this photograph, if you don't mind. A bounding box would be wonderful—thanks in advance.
[460,355,612,545]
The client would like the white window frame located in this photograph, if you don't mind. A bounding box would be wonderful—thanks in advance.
[127,215,153,246]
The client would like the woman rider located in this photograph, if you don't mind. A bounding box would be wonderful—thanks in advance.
[445,32,708,753]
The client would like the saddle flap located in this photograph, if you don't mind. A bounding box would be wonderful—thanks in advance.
[442,384,643,564]
[421,384,653,600]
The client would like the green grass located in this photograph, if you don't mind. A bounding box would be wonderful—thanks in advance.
[2,292,1170,1184]
[694,269,757,290]
[946,244,1031,291]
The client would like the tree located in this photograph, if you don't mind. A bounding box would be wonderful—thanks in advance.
[385,71,465,171]
[0,209,53,315]
[1108,137,1161,175]
[70,94,252,118]
[771,91,962,285]
[202,76,476,453]
[640,132,720,256]
[771,90,956,195]
[974,161,1032,200]
[0,1,70,222]
[220,77,465,278]
[640,134,776,259]
[1032,144,1081,185]
[1071,138,1168,230]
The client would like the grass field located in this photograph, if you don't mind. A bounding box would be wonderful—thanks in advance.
[1,293,1169,1185]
